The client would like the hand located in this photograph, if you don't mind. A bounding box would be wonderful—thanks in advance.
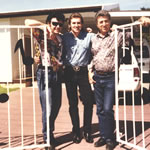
[88,70,96,84]
[51,56,62,72]
[86,27,93,33]
[111,24,118,31]
[51,56,62,66]
[139,16,150,27]
[47,25,51,33]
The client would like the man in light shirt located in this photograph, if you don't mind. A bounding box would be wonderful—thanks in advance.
[62,13,94,144]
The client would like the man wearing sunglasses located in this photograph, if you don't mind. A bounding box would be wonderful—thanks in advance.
[25,12,65,149]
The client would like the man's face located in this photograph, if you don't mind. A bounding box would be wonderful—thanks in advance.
[49,18,63,34]
[96,16,111,35]
[70,17,83,36]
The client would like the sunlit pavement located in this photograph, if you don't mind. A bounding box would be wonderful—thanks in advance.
[0,83,149,150]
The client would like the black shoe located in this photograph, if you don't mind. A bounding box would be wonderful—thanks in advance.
[49,145,56,150]
[106,140,114,150]
[44,140,55,150]
[50,134,59,146]
[45,145,55,150]
[73,133,81,144]
[94,137,106,147]
[82,132,93,143]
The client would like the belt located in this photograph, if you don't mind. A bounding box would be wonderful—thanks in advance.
[65,66,87,72]
[96,71,115,75]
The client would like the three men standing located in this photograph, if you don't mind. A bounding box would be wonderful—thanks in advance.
[25,10,141,150]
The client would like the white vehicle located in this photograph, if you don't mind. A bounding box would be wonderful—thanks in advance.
[118,37,150,92]
[118,52,141,91]
[134,38,150,83]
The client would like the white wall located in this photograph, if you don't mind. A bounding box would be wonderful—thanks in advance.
[0,16,44,82]
[0,19,12,82]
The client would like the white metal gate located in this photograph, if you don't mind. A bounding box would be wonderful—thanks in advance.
[0,25,50,150]
[115,22,150,150]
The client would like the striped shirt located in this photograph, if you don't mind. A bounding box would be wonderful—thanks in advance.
[91,31,130,72]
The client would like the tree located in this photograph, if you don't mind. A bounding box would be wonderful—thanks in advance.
[141,7,150,11]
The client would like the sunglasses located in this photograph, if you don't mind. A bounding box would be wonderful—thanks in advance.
[51,22,63,27]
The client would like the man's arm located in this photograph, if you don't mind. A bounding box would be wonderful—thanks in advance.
[25,19,45,26]
[25,19,51,32]
[25,19,43,65]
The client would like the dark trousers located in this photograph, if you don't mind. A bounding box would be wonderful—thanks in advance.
[64,66,93,135]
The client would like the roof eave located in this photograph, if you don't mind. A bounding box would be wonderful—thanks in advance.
[0,6,102,18]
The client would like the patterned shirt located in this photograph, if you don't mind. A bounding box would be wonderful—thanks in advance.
[33,28,63,67]
[91,31,130,72]
[62,30,94,66]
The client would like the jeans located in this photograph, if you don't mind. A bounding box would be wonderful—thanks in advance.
[36,67,62,141]
[93,72,115,141]
[64,67,93,135]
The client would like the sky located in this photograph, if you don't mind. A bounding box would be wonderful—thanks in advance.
[0,0,150,13]
[117,0,149,10]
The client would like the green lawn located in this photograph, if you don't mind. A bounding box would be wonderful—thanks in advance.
[0,85,19,94]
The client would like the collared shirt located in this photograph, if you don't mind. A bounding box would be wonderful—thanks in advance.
[91,31,130,72]
[33,28,63,66]
[62,30,94,66]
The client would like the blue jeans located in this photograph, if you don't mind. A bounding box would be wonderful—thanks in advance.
[93,72,115,141]
[36,67,62,141]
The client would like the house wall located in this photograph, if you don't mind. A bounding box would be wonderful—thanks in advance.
[0,12,149,82]
[0,13,97,83]
[0,15,48,82]
[10,17,30,82]
[0,16,47,82]
[0,18,12,82]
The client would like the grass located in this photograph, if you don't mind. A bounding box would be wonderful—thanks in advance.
[0,85,19,94]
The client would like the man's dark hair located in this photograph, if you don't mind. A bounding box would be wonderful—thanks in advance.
[95,10,111,22]
[46,12,65,24]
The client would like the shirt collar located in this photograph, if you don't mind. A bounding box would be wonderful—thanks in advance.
[97,31,111,39]
[70,30,85,38]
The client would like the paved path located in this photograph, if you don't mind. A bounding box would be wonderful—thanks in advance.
[0,84,149,150]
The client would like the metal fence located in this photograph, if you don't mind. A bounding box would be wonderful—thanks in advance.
[0,25,50,150]
[0,23,150,150]
[115,22,150,150]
